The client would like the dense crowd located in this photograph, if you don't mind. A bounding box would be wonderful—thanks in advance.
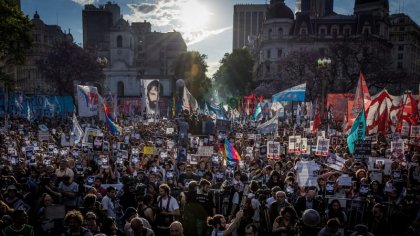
[0,114,419,236]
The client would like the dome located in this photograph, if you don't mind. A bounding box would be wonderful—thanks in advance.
[267,0,294,20]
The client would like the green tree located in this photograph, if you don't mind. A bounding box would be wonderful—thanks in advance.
[38,40,101,95]
[172,51,210,101]
[0,0,33,87]
[213,49,254,99]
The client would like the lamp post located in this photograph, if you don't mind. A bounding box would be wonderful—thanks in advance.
[317,57,331,129]
[96,57,108,94]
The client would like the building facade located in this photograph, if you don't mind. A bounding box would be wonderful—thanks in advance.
[233,4,267,50]
[250,0,419,95]
[83,3,187,116]
[9,12,72,95]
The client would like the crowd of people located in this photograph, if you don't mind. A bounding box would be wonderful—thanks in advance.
[0,113,419,236]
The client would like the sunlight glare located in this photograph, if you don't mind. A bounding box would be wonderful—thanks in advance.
[180,0,209,30]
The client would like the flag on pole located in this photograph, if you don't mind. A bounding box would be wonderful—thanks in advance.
[346,109,366,154]
[224,139,241,162]
[272,83,306,102]
[72,113,84,144]
[312,101,321,133]
[252,103,262,121]
[182,87,199,112]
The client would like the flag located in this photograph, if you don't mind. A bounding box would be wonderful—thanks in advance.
[396,93,419,132]
[72,113,84,144]
[252,103,262,121]
[349,72,371,120]
[346,109,366,154]
[271,101,284,112]
[312,101,321,133]
[77,85,99,117]
[208,102,228,120]
[99,95,122,136]
[272,83,306,102]
[224,139,241,162]
[257,116,278,134]
[366,90,392,135]
[182,87,199,112]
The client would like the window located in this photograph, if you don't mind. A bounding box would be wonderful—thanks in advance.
[320,28,326,37]
[267,49,271,59]
[398,53,403,60]
[399,26,405,31]
[117,81,124,97]
[344,28,350,37]
[363,29,369,39]
[397,62,403,69]
[300,28,307,35]
[399,35,404,41]
[266,64,270,73]
[332,28,338,38]
[278,28,283,37]
[398,45,404,51]
[117,35,123,48]
[268,28,272,39]
[277,49,282,58]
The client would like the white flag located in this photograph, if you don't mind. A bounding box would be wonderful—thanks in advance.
[72,113,84,144]
[182,87,198,112]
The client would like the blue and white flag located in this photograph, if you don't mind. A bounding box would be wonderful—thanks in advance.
[272,83,306,102]
[208,102,228,120]
[72,113,84,144]
[346,109,366,154]
[252,103,262,121]
[257,116,278,134]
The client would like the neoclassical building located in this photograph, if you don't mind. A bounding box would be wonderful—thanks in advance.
[234,0,419,94]
[83,2,187,116]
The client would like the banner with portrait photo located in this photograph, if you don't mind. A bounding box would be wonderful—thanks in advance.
[142,79,161,118]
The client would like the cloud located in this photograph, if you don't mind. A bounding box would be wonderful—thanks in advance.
[182,27,232,46]
[206,61,220,78]
[129,3,157,13]
[124,0,229,45]
[70,0,99,6]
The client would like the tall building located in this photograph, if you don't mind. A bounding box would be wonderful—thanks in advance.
[232,4,267,50]
[295,0,334,17]
[389,13,420,83]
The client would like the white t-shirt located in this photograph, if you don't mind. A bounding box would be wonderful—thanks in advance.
[102,195,116,218]
[157,196,179,212]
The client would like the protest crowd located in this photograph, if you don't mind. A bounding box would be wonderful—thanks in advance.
[0,79,420,236]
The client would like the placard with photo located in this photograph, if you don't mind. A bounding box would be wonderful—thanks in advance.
[325,181,335,196]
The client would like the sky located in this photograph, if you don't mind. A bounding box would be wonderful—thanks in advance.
[21,0,420,77]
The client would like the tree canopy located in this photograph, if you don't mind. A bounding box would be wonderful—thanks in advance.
[213,49,254,98]
[0,0,33,87]
[37,40,101,96]
[172,51,210,101]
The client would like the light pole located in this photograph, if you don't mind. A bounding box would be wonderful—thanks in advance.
[317,57,331,129]
[96,57,108,95]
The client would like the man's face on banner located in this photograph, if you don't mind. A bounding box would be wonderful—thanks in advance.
[148,85,159,109]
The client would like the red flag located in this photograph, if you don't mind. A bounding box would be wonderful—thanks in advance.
[312,101,321,133]
[348,72,371,129]
[366,90,392,135]
[396,93,419,132]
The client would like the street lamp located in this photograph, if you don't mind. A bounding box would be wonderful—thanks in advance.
[317,57,332,129]
[96,57,108,94]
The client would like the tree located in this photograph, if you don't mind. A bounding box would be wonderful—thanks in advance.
[37,40,101,96]
[213,49,254,98]
[0,0,33,88]
[172,51,210,101]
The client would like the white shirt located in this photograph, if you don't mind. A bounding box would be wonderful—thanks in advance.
[102,195,116,218]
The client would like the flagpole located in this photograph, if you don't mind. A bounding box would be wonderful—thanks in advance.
[396,90,410,133]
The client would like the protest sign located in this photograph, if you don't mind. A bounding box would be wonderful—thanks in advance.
[166,127,174,134]
[295,160,319,187]
[235,133,243,139]
[288,136,296,153]
[197,146,214,157]
[315,137,329,156]
[325,181,335,196]
[411,126,420,138]
[337,175,352,186]
[391,140,404,154]
[143,146,156,155]
[300,138,308,154]
[354,140,371,155]
[38,131,50,142]
[294,135,301,155]
[267,141,280,159]
[330,136,339,146]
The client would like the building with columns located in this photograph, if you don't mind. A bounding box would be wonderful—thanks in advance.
[83,2,187,116]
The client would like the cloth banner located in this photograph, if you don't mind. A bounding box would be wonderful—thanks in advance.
[326,93,353,121]
[272,83,306,102]
[182,87,199,112]
[142,79,161,118]
[77,85,99,117]
[257,116,278,134]
[347,109,366,154]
